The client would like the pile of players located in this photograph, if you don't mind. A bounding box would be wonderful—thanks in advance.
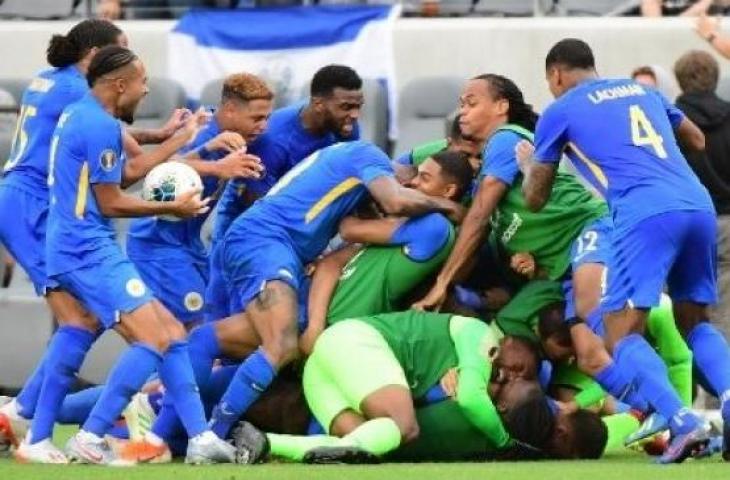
[0,17,728,466]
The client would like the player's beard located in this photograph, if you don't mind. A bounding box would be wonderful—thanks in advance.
[120,113,135,124]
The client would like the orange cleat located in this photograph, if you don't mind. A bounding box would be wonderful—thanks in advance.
[117,439,172,464]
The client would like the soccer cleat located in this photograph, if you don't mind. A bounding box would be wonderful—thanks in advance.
[122,393,156,442]
[231,421,269,464]
[624,412,669,448]
[184,431,236,465]
[656,423,712,464]
[14,438,69,464]
[303,446,380,465]
[0,400,30,449]
[117,439,172,464]
[65,430,133,466]
[695,435,723,460]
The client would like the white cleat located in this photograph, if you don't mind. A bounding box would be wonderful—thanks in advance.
[0,399,30,449]
[14,438,69,464]
[65,430,133,466]
[185,431,236,465]
[123,393,157,442]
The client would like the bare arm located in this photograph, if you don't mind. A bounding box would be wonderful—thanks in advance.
[338,216,403,244]
[412,177,507,311]
[126,108,190,145]
[93,183,209,219]
[367,176,465,224]
[675,117,706,152]
[515,140,557,212]
[681,0,712,16]
[641,0,663,16]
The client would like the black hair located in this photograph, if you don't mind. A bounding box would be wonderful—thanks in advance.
[87,46,138,87]
[449,114,472,141]
[47,19,123,69]
[473,74,539,132]
[429,150,474,201]
[506,334,542,371]
[310,65,362,97]
[537,301,571,345]
[566,409,608,459]
[545,38,596,71]
[502,383,555,448]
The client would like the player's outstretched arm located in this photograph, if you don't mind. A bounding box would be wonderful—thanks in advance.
[125,108,191,145]
[367,176,465,224]
[515,140,557,212]
[675,117,706,152]
[93,183,209,219]
[338,216,404,245]
[186,151,265,181]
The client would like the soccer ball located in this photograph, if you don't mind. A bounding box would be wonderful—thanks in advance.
[142,161,203,221]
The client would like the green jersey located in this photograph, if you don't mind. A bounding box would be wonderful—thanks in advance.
[495,279,564,342]
[410,139,448,166]
[487,125,608,280]
[327,225,455,324]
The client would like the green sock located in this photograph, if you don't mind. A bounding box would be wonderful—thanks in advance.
[343,417,402,456]
[602,413,640,452]
[267,434,344,461]
[667,362,693,407]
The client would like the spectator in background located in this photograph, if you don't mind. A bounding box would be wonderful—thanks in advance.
[642,0,730,16]
[631,65,680,100]
[97,0,122,20]
[696,14,730,59]
[674,50,730,345]
[631,66,658,87]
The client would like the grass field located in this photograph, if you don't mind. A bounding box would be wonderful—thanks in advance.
[0,426,728,480]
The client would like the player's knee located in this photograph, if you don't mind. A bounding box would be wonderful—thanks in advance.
[576,347,610,376]
[399,419,420,444]
[264,330,299,367]
[674,302,709,337]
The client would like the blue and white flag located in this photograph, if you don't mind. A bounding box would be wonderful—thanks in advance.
[168,6,399,138]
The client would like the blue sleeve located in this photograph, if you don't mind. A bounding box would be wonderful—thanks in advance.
[86,118,123,185]
[389,213,451,261]
[395,151,413,166]
[48,79,87,118]
[652,89,684,129]
[247,136,290,196]
[533,102,568,164]
[352,144,394,185]
[480,131,521,186]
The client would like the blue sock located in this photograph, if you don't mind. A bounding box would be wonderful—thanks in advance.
[595,361,649,412]
[58,385,104,424]
[209,348,275,438]
[108,424,129,439]
[148,391,163,414]
[15,354,48,420]
[29,326,95,443]
[687,322,730,414]
[83,343,162,437]
[204,365,238,406]
[151,397,185,442]
[158,341,208,438]
[614,334,697,435]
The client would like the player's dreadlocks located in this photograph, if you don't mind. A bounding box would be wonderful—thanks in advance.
[47,19,122,69]
[474,73,539,132]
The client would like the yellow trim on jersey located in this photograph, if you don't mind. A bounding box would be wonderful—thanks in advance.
[75,162,89,219]
[305,177,361,224]
[567,142,608,189]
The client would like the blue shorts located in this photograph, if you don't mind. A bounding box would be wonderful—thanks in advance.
[563,216,612,322]
[221,229,305,315]
[52,253,154,329]
[204,242,231,323]
[129,252,208,325]
[602,210,718,313]
[0,185,57,295]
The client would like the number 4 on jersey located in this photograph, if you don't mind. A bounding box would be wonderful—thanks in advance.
[630,104,667,159]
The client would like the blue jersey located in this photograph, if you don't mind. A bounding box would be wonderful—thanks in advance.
[46,93,124,276]
[2,66,87,197]
[214,101,360,240]
[126,115,224,261]
[226,141,392,264]
[533,78,713,231]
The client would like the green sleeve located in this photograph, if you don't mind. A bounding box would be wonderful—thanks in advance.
[411,139,448,166]
[450,317,511,449]
[574,381,606,409]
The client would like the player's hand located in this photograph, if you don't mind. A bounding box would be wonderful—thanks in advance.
[412,280,448,312]
[170,188,210,218]
[205,131,247,153]
[215,151,265,180]
[696,13,720,40]
[439,368,459,398]
[514,140,535,174]
[176,107,211,145]
[510,252,536,279]
[159,108,191,139]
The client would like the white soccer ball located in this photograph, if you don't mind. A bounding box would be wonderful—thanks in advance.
[142,161,202,222]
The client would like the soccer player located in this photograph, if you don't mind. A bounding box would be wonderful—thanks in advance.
[517,38,724,463]
[44,46,233,465]
[205,64,364,323]
[187,140,463,442]
[233,310,555,464]
[126,73,272,330]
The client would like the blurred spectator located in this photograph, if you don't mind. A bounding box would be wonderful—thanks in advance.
[696,14,730,59]
[673,50,730,341]
[641,0,730,16]
[98,0,236,20]
[97,0,122,20]
[631,64,680,99]
[631,65,658,87]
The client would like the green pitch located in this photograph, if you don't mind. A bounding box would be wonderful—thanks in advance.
[0,426,727,480]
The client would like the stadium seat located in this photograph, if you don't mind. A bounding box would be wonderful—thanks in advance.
[554,0,640,16]
[0,78,29,106]
[438,0,477,17]
[358,78,390,152]
[474,0,542,16]
[200,78,226,108]
[0,0,76,19]
[133,77,187,130]
[394,76,463,157]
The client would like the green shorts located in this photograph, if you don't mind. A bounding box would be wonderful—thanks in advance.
[303,320,409,432]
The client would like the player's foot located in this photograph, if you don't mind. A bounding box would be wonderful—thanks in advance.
[117,439,172,464]
[695,435,723,460]
[231,421,269,464]
[657,422,712,464]
[0,399,30,448]
[624,412,668,448]
[122,393,156,442]
[185,430,235,464]
[14,438,68,464]
[66,430,133,466]
[303,446,380,465]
